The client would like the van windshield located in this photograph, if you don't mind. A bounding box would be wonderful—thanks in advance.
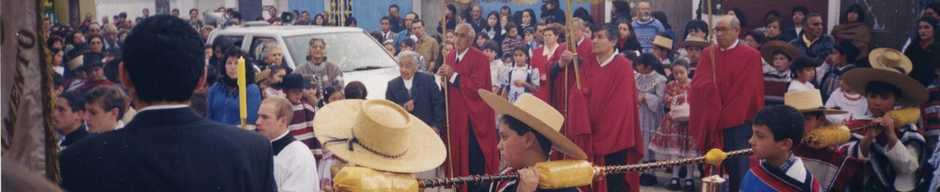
[284,32,397,72]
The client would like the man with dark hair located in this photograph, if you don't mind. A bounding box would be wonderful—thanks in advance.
[171,8,180,17]
[790,13,834,64]
[437,23,499,192]
[389,4,404,32]
[189,9,202,26]
[541,0,566,25]
[142,8,150,19]
[74,53,115,94]
[412,19,439,71]
[394,12,424,49]
[555,23,643,192]
[782,6,810,42]
[266,7,280,24]
[380,16,397,44]
[82,85,127,133]
[689,15,765,192]
[56,91,88,149]
[59,15,277,192]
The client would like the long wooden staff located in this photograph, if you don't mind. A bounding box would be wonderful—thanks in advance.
[441,1,455,180]
[417,148,753,188]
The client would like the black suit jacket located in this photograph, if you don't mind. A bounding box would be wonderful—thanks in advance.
[59,124,89,148]
[60,107,277,192]
[385,72,445,128]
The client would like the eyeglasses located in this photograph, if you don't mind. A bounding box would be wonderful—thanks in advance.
[310,45,325,50]
[713,27,732,33]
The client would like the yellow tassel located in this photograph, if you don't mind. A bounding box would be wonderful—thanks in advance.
[886,107,920,128]
[704,148,727,167]
[332,167,419,192]
[803,125,851,149]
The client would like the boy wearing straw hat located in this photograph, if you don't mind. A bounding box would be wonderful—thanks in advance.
[674,35,708,77]
[652,34,674,66]
[478,90,587,192]
[740,105,823,192]
[785,90,865,192]
[841,48,928,191]
[761,41,803,105]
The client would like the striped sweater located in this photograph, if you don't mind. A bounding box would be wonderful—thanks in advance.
[289,101,321,159]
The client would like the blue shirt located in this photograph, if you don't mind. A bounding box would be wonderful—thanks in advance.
[206,83,262,125]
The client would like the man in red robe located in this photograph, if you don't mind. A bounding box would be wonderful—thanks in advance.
[436,23,499,192]
[689,15,765,192]
[555,23,643,192]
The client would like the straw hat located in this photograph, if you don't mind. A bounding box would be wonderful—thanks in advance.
[478,90,588,159]
[784,89,847,114]
[760,41,803,63]
[843,49,926,107]
[868,48,912,75]
[67,55,85,71]
[313,99,446,173]
[675,35,709,49]
[652,35,673,51]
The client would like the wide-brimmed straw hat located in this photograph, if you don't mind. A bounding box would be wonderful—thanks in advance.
[785,89,847,115]
[653,35,673,50]
[478,90,588,159]
[313,99,446,173]
[675,35,709,49]
[760,41,803,63]
[868,48,912,75]
[843,49,926,107]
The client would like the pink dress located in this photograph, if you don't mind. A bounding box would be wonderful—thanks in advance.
[649,80,698,158]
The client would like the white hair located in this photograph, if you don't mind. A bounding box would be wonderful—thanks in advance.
[397,51,421,68]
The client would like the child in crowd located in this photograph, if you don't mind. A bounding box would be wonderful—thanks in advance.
[741,105,823,191]
[384,42,396,56]
[761,41,801,105]
[261,65,287,99]
[649,59,697,191]
[635,53,668,186]
[788,56,820,92]
[482,40,505,93]
[825,69,868,124]
[500,45,539,104]
[841,50,927,191]
[501,22,524,57]
[785,90,866,192]
[922,64,940,154]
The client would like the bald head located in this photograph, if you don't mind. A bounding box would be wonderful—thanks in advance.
[715,15,741,49]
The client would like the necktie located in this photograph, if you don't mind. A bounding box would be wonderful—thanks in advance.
[455,57,460,65]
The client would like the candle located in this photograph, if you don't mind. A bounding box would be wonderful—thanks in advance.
[237,56,247,127]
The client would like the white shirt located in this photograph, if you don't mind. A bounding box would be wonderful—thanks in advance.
[449,48,470,83]
[787,80,815,92]
[720,39,741,51]
[599,50,620,67]
[402,77,414,91]
[272,131,321,192]
[137,104,189,113]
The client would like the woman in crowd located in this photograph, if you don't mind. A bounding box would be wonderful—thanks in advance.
[831,4,873,63]
[904,16,940,87]
[517,9,537,32]
[743,29,767,49]
[482,11,504,48]
[474,32,490,50]
[313,14,326,26]
[207,48,261,125]
[438,4,457,32]
[764,17,785,42]
[530,23,564,102]
[617,19,642,54]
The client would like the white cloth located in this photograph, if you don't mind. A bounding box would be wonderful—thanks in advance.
[824,88,869,124]
[636,72,667,161]
[490,60,505,88]
[787,80,815,92]
[719,39,741,51]
[137,104,190,113]
[855,139,922,191]
[402,77,414,91]
[500,66,540,103]
[599,50,620,67]
[274,138,321,192]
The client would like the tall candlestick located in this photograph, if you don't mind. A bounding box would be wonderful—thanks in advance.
[237,56,247,127]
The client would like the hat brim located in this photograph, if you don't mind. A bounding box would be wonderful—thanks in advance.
[478,90,588,159]
[798,108,848,115]
[313,99,446,173]
[843,68,928,107]
[760,41,803,63]
[868,48,913,74]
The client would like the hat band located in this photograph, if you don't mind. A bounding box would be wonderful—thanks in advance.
[878,57,908,74]
[323,131,409,158]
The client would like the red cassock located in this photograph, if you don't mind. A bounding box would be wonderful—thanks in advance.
[578,53,644,192]
[689,45,765,152]
[442,47,499,191]
[530,45,566,102]
[548,40,606,192]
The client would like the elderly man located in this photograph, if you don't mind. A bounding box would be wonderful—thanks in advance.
[386,51,444,133]
[86,22,102,37]
[411,20,440,71]
[255,97,320,192]
[789,13,834,63]
[631,0,666,53]
[689,15,765,192]
[102,24,119,51]
[470,5,485,32]
[59,15,277,191]
[555,23,644,192]
[436,23,498,192]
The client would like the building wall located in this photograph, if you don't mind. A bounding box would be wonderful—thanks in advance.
[354,0,412,33]
[54,0,70,24]
[420,0,591,35]
[287,0,324,16]
[80,0,97,23]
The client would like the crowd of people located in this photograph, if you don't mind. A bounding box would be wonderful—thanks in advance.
[39,0,940,192]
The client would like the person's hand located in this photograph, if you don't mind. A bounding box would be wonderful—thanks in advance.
[558,50,574,68]
[404,100,415,112]
[437,64,454,79]
[825,55,834,64]
[540,74,547,81]
[515,167,541,192]
[638,94,646,104]
[867,117,887,138]
[676,94,687,104]
[514,80,527,87]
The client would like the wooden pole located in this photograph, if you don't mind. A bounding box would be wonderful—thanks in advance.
[441,0,455,180]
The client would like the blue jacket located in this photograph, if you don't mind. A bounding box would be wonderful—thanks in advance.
[385,72,445,128]
[781,26,800,43]
[789,33,835,62]
[207,83,262,125]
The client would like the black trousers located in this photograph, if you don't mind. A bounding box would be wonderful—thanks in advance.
[604,149,627,191]
[467,123,486,192]
[723,122,752,192]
